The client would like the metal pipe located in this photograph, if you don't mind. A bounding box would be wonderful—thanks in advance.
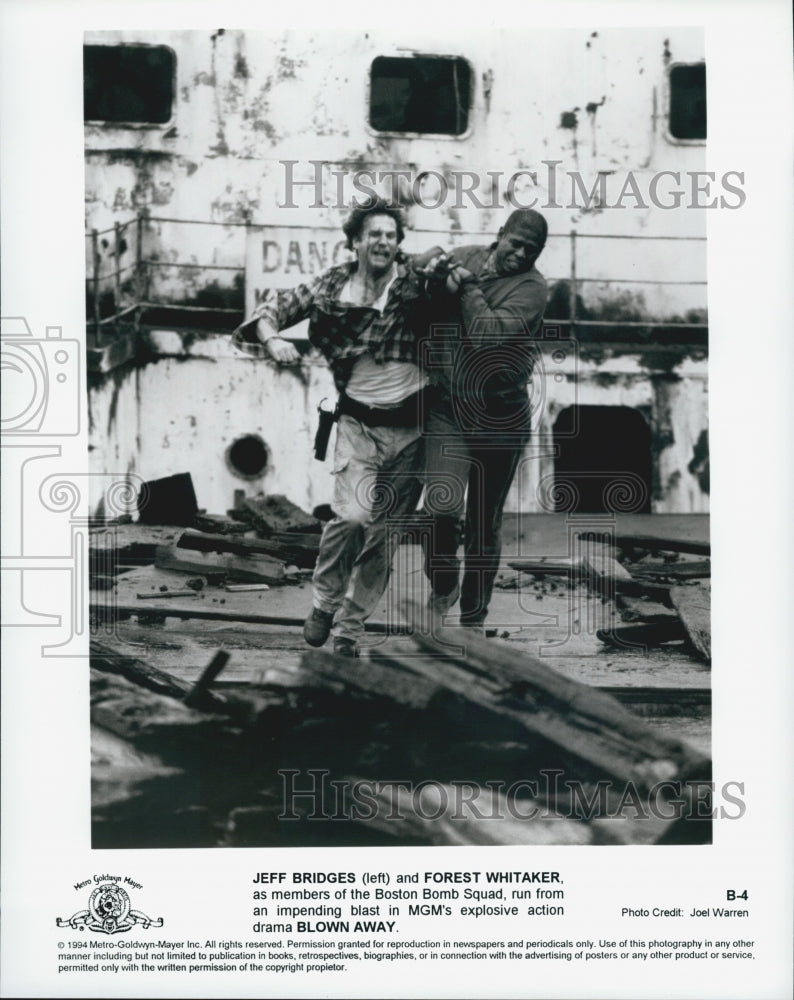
[143,261,244,271]
[137,302,242,314]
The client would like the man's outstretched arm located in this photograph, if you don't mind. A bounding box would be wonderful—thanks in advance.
[234,275,323,363]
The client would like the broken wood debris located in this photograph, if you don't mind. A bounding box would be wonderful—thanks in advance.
[596,619,688,649]
[192,513,248,535]
[155,543,286,584]
[137,472,199,527]
[403,611,709,788]
[136,589,198,599]
[177,527,318,569]
[613,533,710,557]
[629,559,711,580]
[184,650,231,710]
[91,613,712,848]
[581,538,711,663]
[669,583,711,662]
[229,492,322,536]
[91,602,407,633]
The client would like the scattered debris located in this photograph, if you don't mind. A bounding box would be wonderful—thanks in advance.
[91,605,712,848]
[669,583,711,662]
[193,513,248,535]
[614,533,710,557]
[137,473,199,526]
[136,590,198,600]
[155,543,286,584]
[90,511,711,847]
[176,526,318,569]
[230,492,321,536]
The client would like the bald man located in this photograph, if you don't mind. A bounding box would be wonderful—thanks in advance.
[418,209,549,630]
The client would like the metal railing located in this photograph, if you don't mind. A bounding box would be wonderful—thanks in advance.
[86,213,708,345]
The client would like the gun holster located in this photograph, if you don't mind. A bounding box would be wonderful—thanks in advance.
[313,398,340,462]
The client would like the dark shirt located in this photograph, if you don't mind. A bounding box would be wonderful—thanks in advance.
[424,243,547,403]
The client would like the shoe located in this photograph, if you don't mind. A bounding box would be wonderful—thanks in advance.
[333,636,358,658]
[459,616,485,636]
[303,607,334,647]
[428,583,460,615]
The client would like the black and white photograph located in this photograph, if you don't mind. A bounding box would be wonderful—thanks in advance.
[84,25,716,850]
[1,2,792,998]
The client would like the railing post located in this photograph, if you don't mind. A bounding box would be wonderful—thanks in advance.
[91,228,101,346]
[113,221,123,316]
[569,229,577,334]
[136,208,150,308]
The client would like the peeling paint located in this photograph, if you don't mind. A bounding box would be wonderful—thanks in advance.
[585,96,606,116]
[482,69,494,113]
[688,428,709,493]
[83,28,709,515]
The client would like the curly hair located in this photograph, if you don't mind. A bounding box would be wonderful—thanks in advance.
[342,198,406,249]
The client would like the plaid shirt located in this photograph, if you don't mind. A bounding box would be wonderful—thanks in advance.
[233,258,427,390]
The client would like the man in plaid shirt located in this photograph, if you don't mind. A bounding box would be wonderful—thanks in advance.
[234,200,432,656]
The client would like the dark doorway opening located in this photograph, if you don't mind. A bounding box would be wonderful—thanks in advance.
[553,406,652,513]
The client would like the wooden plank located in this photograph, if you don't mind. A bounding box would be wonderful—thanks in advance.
[232,494,321,535]
[136,589,198,599]
[89,523,181,567]
[508,557,581,576]
[155,544,286,584]
[92,638,192,700]
[616,594,674,621]
[630,560,711,580]
[91,601,406,633]
[596,620,687,648]
[614,579,673,603]
[177,527,318,570]
[614,533,710,556]
[406,605,711,785]
[670,583,711,663]
[177,528,317,564]
[304,648,442,711]
[193,513,248,535]
[184,651,231,709]
[581,541,634,601]
[398,644,683,788]
[97,621,714,698]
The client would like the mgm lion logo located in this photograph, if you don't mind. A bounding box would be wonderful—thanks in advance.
[57,882,163,935]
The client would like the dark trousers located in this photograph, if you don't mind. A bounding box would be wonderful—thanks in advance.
[423,395,530,623]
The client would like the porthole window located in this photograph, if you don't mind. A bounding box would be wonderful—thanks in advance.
[226,434,269,480]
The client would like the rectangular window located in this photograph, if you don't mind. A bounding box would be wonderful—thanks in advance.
[84,44,175,125]
[668,63,706,141]
[369,55,471,136]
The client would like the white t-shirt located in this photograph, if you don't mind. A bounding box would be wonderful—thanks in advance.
[338,271,428,406]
